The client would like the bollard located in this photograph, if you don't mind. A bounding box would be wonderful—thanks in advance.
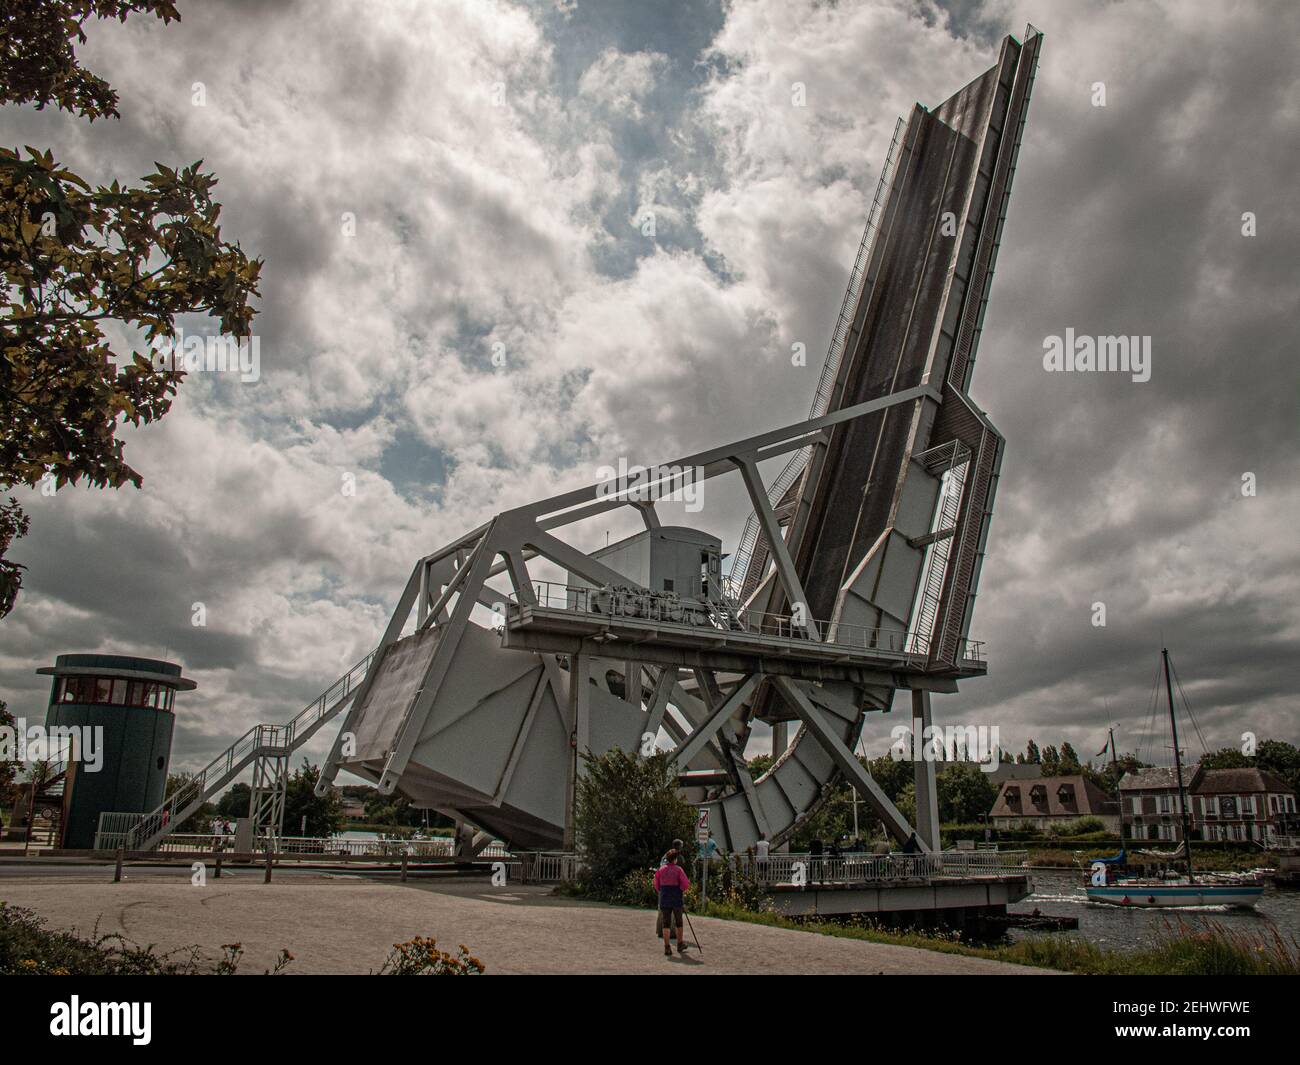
[114,846,124,883]
[264,846,273,883]
[213,842,222,879]
[401,854,408,882]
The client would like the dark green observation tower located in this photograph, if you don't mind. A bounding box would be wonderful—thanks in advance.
[38,654,196,849]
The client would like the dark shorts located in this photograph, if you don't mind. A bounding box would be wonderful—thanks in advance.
[659,905,683,926]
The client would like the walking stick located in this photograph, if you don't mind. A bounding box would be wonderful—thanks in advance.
[684,910,702,954]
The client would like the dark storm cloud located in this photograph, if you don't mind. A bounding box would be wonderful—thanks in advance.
[928,1,1300,758]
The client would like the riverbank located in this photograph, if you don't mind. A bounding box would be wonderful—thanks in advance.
[690,898,1300,975]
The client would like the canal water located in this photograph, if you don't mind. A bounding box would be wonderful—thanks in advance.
[1011,869,1300,949]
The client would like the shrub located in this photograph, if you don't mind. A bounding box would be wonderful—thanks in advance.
[1054,816,1105,837]
[685,857,767,913]
[375,937,485,975]
[0,901,289,975]
[608,868,658,908]
[2,900,483,975]
[574,748,696,897]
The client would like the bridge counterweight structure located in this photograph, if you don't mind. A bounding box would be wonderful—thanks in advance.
[317,384,987,853]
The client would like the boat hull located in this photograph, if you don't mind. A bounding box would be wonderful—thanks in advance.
[1085,885,1264,908]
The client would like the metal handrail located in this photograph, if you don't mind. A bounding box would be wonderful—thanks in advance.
[511,580,983,663]
[97,832,513,860]
[267,835,510,858]
[123,650,377,850]
[733,849,1027,885]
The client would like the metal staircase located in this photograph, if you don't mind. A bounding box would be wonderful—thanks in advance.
[21,762,67,849]
[909,462,968,655]
[122,649,376,852]
[704,596,747,632]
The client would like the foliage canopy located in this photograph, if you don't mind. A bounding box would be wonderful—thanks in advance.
[0,0,261,615]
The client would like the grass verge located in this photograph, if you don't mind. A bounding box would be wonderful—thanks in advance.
[691,900,1300,975]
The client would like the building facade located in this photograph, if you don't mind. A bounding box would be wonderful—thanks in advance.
[1193,768,1297,843]
[1119,767,1187,842]
[989,774,1120,833]
[1120,765,1298,844]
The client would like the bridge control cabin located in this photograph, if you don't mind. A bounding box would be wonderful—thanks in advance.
[565,526,723,604]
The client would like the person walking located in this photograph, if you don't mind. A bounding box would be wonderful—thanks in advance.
[653,849,691,957]
[754,835,770,884]
[655,839,686,942]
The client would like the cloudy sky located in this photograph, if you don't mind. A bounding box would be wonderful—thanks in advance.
[3,0,1296,781]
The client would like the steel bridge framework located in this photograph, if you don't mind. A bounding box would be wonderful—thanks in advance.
[95,29,1047,859]
[291,26,1050,858]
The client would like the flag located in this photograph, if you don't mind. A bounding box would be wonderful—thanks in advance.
[1096,740,1110,757]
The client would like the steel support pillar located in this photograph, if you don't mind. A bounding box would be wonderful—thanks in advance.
[772,721,789,758]
[562,653,592,851]
[249,752,288,842]
[912,689,941,851]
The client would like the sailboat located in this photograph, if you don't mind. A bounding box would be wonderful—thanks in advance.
[1085,649,1264,909]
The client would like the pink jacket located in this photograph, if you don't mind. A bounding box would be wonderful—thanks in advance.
[653,863,690,902]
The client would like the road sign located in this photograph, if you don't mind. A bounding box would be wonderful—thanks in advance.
[696,807,710,842]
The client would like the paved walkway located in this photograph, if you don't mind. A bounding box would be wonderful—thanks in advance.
[0,871,1057,975]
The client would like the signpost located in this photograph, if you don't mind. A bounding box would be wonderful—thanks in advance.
[696,807,716,906]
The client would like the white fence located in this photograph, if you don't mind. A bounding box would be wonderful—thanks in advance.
[85,827,1021,888]
[91,822,519,862]
[94,812,143,850]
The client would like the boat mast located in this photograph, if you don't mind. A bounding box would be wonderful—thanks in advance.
[1163,648,1195,882]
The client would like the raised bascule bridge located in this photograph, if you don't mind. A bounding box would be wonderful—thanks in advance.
[117,28,1044,920]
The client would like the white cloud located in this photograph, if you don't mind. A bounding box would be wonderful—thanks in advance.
[577,48,667,119]
[3,0,1297,777]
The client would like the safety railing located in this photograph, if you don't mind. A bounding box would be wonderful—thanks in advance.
[93,812,143,850]
[122,650,378,852]
[91,829,516,860]
[266,835,506,859]
[513,581,984,664]
[507,852,579,883]
[731,849,1027,886]
[156,833,235,853]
